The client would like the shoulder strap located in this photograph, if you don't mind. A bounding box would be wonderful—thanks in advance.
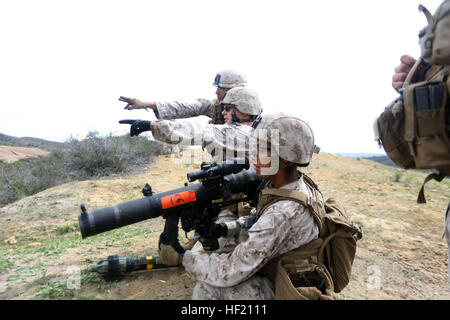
[302,173,319,190]
[419,4,435,27]
[404,58,425,87]
[261,188,310,206]
[260,186,326,237]
[417,172,445,203]
[402,59,427,156]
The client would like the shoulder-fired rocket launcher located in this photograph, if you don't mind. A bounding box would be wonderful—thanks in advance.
[78,157,260,253]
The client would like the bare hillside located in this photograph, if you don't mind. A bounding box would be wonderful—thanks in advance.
[0,151,449,300]
[0,133,64,150]
[0,145,50,163]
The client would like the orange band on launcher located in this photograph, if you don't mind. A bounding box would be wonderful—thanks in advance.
[161,190,197,209]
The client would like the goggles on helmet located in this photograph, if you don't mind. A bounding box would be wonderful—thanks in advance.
[213,74,221,87]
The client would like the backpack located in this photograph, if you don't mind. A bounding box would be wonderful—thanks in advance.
[418,0,450,65]
[374,59,450,203]
[257,174,363,299]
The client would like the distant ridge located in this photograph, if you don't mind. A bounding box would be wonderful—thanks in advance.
[0,132,65,150]
[336,152,398,168]
[337,153,385,158]
[364,155,398,168]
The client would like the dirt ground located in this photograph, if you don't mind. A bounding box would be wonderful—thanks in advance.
[1,150,449,300]
[0,145,50,163]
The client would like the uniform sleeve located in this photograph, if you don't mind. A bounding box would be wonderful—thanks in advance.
[154,99,215,120]
[150,121,250,164]
[202,124,252,162]
[150,117,216,146]
[182,200,318,288]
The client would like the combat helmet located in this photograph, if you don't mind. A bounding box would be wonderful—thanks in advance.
[221,87,262,123]
[213,70,247,89]
[252,112,316,166]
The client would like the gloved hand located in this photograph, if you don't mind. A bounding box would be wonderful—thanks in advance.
[198,223,228,251]
[119,119,151,136]
[119,96,148,110]
[159,243,183,266]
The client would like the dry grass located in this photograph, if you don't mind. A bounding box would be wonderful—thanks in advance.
[0,146,49,163]
[0,151,449,300]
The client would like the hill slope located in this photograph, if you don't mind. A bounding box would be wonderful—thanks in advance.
[0,152,449,300]
[0,145,50,163]
[0,133,64,150]
[0,132,63,163]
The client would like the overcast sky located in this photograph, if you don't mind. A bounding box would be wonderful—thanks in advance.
[0,0,444,154]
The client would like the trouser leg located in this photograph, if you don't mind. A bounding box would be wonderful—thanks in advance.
[192,275,274,300]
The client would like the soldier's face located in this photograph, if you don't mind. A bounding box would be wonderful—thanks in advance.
[254,141,273,176]
[222,104,252,124]
[221,104,234,123]
[251,137,280,177]
[216,87,229,101]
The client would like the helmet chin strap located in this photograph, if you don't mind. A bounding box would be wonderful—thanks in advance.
[231,108,257,124]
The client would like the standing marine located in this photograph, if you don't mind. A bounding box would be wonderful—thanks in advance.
[118,69,247,124]
[374,0,450,283]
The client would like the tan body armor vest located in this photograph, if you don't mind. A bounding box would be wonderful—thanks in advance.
[374,60,450,203]
[255,174,362,300]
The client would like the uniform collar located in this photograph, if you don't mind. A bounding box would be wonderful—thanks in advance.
[264,177,301,190]
[279,179,300,190]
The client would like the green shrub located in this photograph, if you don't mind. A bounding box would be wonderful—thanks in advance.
[65,132,162,178]
[0,132,163,207]
[393,171,403,182]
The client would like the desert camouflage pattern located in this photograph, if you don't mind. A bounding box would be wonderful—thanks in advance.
[188,208,242,256]
[192,274,274,300]
[154,69,247,123]
[222,87,261,116]
[253,112,315,165]
[150,117,253,163]
[182,177,319,300]
[155,98,224,124]
[213,69,247,89]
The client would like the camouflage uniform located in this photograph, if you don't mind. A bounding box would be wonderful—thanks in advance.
[120,70,246,125]
[182,176,319,300]
[151,87,262,164]
[155,87,261,262]
[153,71,250,125]
[151,116,254,255]
[150,116,253,164]
[187,208,242,256]
[151,99,220,154]
[154,99,224,124]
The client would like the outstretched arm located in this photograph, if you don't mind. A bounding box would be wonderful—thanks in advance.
[119,96,157,111]
[118,119,151,136]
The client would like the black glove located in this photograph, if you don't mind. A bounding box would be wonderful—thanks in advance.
[205,223,228,239]
[119,119,151,136]
[198,223,228,251]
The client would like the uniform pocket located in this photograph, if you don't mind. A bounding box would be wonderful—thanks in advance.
[416,109,442,136]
